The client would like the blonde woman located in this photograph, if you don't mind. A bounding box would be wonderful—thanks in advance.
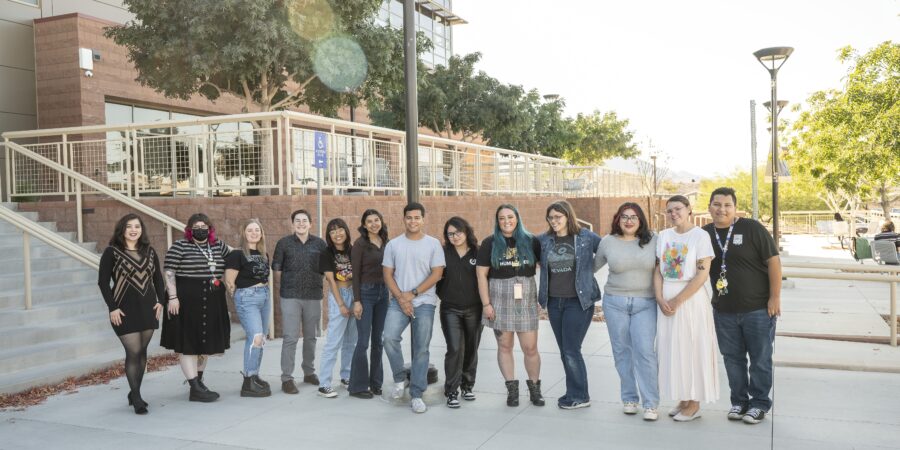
[225,219,272,397]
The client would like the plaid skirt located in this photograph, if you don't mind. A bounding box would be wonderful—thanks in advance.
[483,276,538,332]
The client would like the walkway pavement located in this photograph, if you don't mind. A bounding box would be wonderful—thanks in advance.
[2,235,898,449]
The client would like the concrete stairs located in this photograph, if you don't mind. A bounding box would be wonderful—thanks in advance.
[0,202,158,395]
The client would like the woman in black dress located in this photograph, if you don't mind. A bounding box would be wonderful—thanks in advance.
[97,213,165,415]
[161,213,231,402]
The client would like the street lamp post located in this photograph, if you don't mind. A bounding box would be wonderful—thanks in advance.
[403,0,419,203]
[753,46,793,242]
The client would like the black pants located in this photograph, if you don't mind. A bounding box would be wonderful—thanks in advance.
[440,304,483,394]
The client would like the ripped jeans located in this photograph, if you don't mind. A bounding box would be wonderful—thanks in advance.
[234,285,271,376]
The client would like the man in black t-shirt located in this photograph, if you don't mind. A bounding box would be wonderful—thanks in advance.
[703,187,781,425]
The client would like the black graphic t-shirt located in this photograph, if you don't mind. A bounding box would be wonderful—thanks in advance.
[476,235,542,279]
[319,246,353,282]
[225,249,270,288]
[547,235,577,298]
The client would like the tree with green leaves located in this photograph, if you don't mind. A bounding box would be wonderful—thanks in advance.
[564,111,639,164]
[789,41,899,217]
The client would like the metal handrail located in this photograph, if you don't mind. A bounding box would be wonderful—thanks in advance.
[0,205,99,310]
[3,142,185,247]
[782,260,899,346]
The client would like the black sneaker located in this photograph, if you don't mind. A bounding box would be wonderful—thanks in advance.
[461,386,476,401]
[371,387,383,396]
[317,386,338,398]
[728,404,749,420]
[349,390,374,399]
[446,391,461,409]
[340,379,350,388]
[559,400,591,410]
[742,408,766,424]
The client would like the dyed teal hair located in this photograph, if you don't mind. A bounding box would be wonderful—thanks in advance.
[490,204,535,268]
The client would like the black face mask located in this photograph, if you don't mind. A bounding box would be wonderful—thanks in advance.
[192,228,209,242]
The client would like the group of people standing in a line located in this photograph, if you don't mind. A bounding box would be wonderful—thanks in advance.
[97,187,780,425]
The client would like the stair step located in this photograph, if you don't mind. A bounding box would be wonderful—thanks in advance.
[0,230,75,243]
[0,312,111,348]
[0,330,122,373]
[0,202,18,211]
[0,266,97,291]
[0,255,86,273]
[0,297,102,327]
[0,221,58,234]
[0,280,100,310]
[0,241,97,259]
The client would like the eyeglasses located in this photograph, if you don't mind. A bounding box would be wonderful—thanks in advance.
[619,215,639,223]
[446,231,464,238]
[547,214,566,222]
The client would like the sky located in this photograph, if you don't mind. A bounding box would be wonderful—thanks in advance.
[451,0,900,178]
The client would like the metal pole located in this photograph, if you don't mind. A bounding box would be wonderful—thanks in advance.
[75,181,83,243]
[23,231,32,310]
[891,281,897,347]
[770,72,780,242]
[403,0,419,203]
[750,99,759,220]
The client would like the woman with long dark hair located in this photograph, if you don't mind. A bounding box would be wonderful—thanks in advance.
[98,213,165,414]
[436,216,482,408]
[348,209,390,398]
[224,218,272,398]
[594,202,660,420]
[655,195,719,421]
[537,200,602,410]
[315,218,357,398]
[161,212,231,403]
[476,204,544,407]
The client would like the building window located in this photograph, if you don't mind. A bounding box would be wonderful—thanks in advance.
[10,0,40,7]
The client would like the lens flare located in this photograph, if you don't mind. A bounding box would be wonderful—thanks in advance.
[287,0,334,41]
[313,36,368,92]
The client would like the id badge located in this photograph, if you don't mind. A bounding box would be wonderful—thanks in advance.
[513,282,523,300]
[208,261,217,272]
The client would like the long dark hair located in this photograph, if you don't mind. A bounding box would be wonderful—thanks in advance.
[545,200,582,236]
[443,216,478,252]
[491,204,535,268]
[325,218,352,251]
[109,213,151,255]
[358,209,388,245]
[610,202,653,248]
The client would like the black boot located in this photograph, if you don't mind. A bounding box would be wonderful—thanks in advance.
[526,379,545,406]
[251,374,270,389]
[195,371,219,400]
[505,380,519,407]
[127,391,148,415]
[241,375,272,398]
[188,377,219,402]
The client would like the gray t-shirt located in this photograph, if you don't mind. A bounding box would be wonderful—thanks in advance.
[548,234,578,298]
[594,234,657,298]
[382,233,446,307]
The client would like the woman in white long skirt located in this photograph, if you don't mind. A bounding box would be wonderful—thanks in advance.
[654,195,719,422]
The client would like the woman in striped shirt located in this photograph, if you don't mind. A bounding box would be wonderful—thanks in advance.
[161,212,232,402]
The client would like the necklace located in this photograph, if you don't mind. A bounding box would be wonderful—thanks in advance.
[713,219,737,296]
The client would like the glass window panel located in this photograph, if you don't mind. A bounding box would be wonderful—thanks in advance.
[104,102,133,125]
[420,13,433,31]
[133,106,169,124]
[390,13,402,29]
[390,0,402,16]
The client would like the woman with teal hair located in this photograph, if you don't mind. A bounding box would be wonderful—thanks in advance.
[476,204,544,407]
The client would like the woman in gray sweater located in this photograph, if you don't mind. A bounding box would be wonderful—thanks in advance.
[594,202,660,421]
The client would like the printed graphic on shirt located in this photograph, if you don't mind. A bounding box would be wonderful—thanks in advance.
[547,242,576,274]
[500,246,522,268]
[733,234,743,245]
[246,254,269,279]
[469,258,477,266]
[334,251,352,282]
[662,242,689,279]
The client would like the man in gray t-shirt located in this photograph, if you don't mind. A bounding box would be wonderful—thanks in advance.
[382,202,445,413]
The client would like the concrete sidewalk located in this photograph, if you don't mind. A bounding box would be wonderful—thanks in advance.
[1,321,899,450]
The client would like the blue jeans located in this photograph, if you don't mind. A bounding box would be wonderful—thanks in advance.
[234,285,270,376]
[603,294,659,408]
[383,300,436,399]
[317,287,357,388]
[349,282,388,394]
[713,308,777,411]
[547,297,594,405]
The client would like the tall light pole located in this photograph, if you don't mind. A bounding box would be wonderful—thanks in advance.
[403,0,419,203]
[753,46,793,242]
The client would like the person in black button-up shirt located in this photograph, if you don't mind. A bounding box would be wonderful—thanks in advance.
[272,209,327,392]
[436,217,483,407]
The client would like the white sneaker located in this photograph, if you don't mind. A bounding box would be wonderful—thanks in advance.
[643,408,659,421]
[623,402,639,414]
[392,380,408,399]
[411,397,427,413]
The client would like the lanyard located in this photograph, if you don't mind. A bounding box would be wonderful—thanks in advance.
[713,219,736,295]
[194,242,216,273]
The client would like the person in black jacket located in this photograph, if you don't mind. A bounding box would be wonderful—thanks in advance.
[97,213,165,415]
[437,217,483,408]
